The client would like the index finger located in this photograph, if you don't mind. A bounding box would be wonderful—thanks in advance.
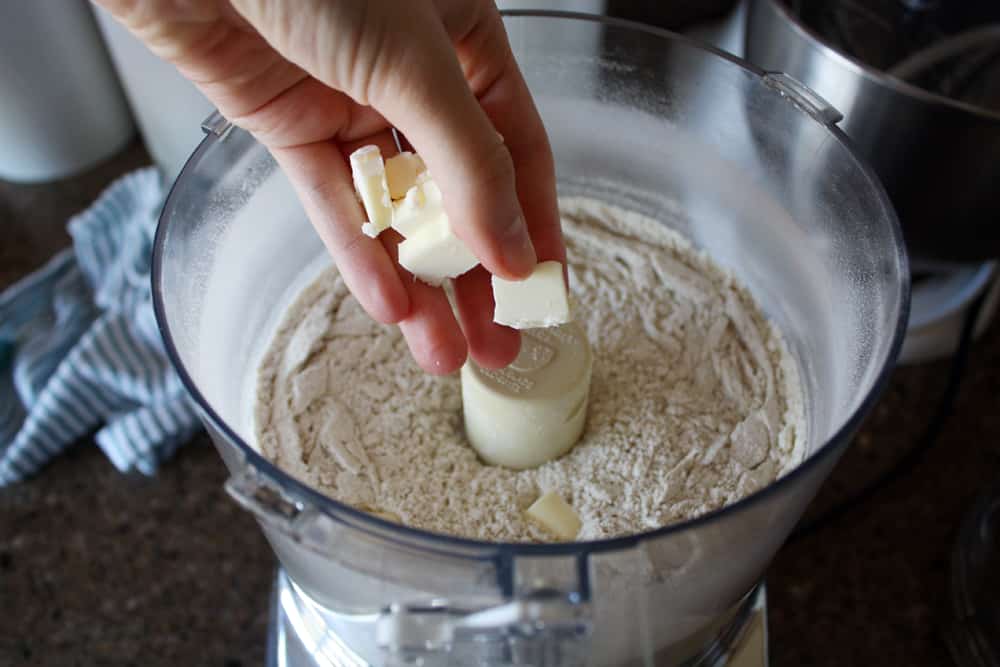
[440,0,565,266]
[476,58,565,267]
[439,2,564,368]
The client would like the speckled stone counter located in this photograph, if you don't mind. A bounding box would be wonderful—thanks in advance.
[2,142,998,666]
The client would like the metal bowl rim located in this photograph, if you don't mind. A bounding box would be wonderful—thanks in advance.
[752,0,1000,123]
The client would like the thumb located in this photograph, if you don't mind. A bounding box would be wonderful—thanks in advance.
[229,0,538,280]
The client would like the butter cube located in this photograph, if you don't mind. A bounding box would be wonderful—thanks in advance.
[392,185,431,238]
[349,145,392,238]
[398,215,479,286]
[392,174,444,237]
[416,173,441,205]
[492,261,571,329]
[526,491,581,540]
[384,152,426,199]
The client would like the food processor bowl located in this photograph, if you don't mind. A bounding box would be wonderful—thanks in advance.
[153,12,909,666]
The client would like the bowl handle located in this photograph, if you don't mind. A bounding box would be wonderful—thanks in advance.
[762,72,844,125]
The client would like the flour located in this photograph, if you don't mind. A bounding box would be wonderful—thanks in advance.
[253,197,807,542]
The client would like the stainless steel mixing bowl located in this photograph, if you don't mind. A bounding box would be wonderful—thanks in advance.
[746,0,1000,262]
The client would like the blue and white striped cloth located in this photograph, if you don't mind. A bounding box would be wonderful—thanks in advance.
[0,168,200,485]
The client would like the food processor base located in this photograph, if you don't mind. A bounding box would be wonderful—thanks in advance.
[266,570,769,667]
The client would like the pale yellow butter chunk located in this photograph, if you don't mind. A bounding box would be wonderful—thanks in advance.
[492,261,571,329]
[384,152,426,199]
[349,145,392,238]
[392,183,435,238]
[356,146,481,284]
[526,491,581,541]
[389,158,446,239]
[397,215,479,286]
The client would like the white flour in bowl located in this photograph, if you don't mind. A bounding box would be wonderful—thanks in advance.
[253,197,807,542]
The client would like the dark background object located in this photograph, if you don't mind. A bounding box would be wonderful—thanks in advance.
[604,0,739,30]
[789,0,1000,73]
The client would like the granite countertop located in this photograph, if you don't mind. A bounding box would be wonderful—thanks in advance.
[2,142,999,666]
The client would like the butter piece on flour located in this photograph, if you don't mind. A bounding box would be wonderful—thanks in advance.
[526,491,581,540]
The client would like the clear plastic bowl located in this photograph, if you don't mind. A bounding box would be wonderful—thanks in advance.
[153,12,909,666]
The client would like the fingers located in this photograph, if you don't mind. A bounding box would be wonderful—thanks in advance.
[441,0,566,267]
[232,0,539,280]
[475,64,565,267]
[372,11,538,280]
[231,77,391,149]
[269,140,410,325]
[272,0,558,374]
[397,284,468,376]
[343,134,471,375]
[381,230,469,375]
[453,266,520,369]
[356,124,519,372]
[347,131,515,372]
[97,0,522,376]
[276,131,474,375]
[384,1,563,372]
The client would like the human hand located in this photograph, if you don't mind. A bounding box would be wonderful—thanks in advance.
[96,0,565,374]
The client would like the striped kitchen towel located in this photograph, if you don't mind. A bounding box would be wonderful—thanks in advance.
[0,168,200,485]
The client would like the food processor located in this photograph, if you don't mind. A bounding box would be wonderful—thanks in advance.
[152,12,909,666]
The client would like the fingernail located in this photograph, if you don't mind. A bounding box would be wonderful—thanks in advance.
[501,215,537,277]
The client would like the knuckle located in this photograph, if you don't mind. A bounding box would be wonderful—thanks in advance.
[338,229,368,259]
[229,109,278,144]
[307,174,356,212]
[339,0,405,105]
